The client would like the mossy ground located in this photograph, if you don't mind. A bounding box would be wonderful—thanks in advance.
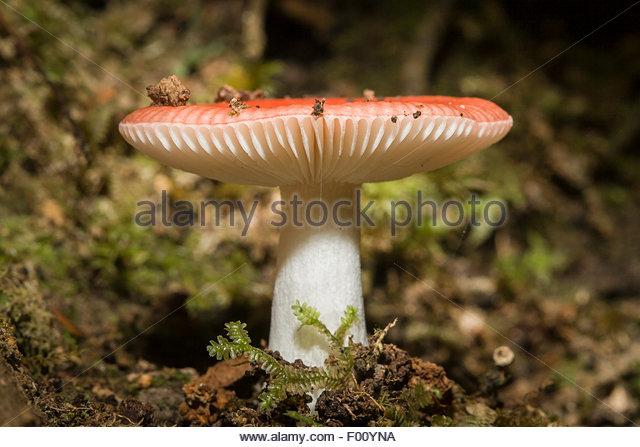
[179,341,557,427]
[0,265,556,427]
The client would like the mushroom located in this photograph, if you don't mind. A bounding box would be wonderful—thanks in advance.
[119,95,512,367]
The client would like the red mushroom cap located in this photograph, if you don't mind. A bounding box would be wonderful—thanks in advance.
[119,96,512,186]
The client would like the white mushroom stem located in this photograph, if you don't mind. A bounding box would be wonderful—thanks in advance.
[269,182,368,366]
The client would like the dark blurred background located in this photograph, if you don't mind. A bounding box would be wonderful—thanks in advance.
[0,0,639,426]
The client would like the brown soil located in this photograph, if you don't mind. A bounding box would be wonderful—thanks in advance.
[0,266,557,427]
[315,343,453,426]
[176,340,553,427]
[179,360,254,425]
[0,332,42,426]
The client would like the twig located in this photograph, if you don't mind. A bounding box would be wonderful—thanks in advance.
[372,318,398,352]
[356,388,385,412]
[343,403,357,420]
[116,413,140,426]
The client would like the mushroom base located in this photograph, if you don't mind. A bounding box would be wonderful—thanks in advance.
[270,183,368,367]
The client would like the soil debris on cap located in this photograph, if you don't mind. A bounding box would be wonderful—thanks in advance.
[228,98,250,116]
[311,98,325,117]
[413,111,422,119]
[391,116,398,123]
[215,84,266,103]
[363,88,375,101]
[146,75,190,107]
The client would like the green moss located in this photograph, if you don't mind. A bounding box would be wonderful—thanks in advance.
[208,302,360,411]
[0,269,63,374]
[495,231,569,292]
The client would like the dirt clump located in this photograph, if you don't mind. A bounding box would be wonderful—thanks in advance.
[311,98,325,117]
[315,342,453,426]
[228,98,250,116]
[146,75,191,106]
[180,360,254,426]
